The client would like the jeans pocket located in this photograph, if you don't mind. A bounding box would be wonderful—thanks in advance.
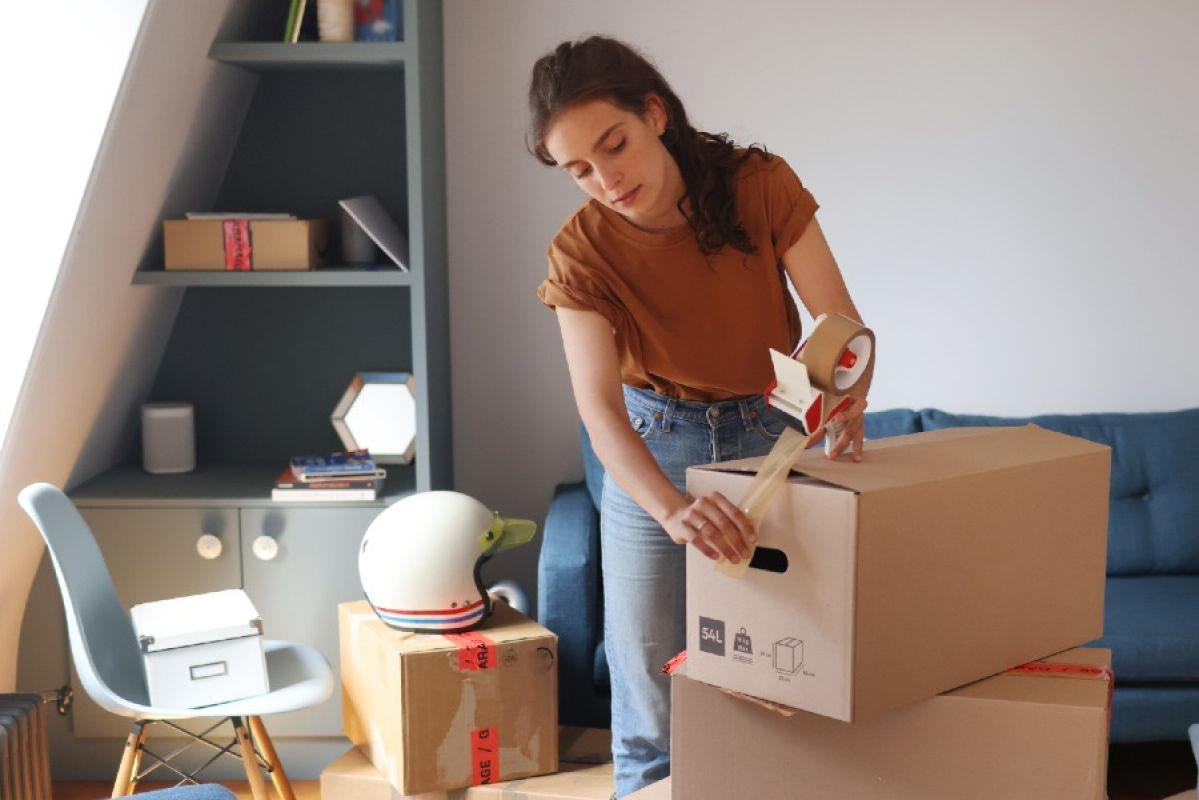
[752,407,791,442]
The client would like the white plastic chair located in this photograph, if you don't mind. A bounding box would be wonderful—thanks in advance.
[18,482,333,799]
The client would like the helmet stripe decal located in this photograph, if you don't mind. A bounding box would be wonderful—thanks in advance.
[376,604,487,628]
[376,598,486,617]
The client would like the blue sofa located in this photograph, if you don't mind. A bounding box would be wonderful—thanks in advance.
[537,407,1199,741]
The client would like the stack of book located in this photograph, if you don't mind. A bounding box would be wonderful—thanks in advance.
[273,449,386,502]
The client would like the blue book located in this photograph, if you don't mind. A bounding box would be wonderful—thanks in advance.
[290,449,379,479]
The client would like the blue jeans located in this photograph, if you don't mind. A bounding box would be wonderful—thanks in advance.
[601,385,788,798]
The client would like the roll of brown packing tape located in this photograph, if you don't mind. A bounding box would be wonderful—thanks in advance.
[797,313,875,396]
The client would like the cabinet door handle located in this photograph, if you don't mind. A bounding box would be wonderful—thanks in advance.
[196,534,223,560]
[253,535,280,561]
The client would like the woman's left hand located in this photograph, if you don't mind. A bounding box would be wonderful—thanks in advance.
[825,396,868,461]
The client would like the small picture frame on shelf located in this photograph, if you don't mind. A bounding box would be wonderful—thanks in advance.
[331,371,416,464]
[354,0,402,42]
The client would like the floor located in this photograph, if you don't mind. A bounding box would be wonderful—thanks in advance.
[51,741,1196,799]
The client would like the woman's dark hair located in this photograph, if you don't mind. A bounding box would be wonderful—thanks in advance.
[527,35,767,256]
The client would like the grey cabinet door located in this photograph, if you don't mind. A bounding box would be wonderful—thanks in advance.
[71,507,241,738]
[239,505,381,737]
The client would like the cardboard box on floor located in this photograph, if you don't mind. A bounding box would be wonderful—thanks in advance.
[321,746,613,800]
[162,218,328,270]
[671,647,1112,800]
[686,425,1110,721]
[627,778,670,799]
[340,600,558,795]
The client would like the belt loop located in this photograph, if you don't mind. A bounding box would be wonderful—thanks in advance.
[738,399,755,432]
[661,397,676,432]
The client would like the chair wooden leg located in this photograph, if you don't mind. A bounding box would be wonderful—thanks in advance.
[127,720,152,794]
[248,716,296,800]
[232,716,269,800]
[112,721,147,797]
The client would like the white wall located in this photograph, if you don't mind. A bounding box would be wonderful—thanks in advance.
[444,1,1199,600]
[0,0,150,691]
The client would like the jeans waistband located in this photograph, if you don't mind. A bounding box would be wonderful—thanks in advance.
[622,385,770,432]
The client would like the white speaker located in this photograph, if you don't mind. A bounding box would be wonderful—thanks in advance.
[142,402,196,474]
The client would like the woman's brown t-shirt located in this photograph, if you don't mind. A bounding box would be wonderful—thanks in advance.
[537,153,819,402]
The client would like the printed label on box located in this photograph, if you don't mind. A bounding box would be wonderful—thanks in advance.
[472,726,499,784]
[699,617,725,657]
[444,631,498,672]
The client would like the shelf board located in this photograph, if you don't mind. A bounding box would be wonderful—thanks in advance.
[69,462,415,508]
[132,267,412,287]
[208,42,411,71]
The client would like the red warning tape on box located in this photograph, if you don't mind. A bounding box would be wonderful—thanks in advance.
[1007,659,1115,734]
[472,726,499,785]
[443,631,498,672]
[222,219,252,271]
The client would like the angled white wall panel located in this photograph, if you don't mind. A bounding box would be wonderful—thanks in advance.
[0,0,253,689]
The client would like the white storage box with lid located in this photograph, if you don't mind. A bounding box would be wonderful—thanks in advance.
[130,589,269,709]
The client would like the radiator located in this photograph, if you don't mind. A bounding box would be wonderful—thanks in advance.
[0,694,52,800]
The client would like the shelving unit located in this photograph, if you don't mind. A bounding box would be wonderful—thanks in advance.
[102,0,450,499]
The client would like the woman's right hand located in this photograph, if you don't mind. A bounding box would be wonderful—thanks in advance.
[663,491,757,564]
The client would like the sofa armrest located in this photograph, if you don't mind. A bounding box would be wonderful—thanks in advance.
[537,479,607,726]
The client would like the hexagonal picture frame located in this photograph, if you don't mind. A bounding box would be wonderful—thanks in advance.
[331,371,417,464]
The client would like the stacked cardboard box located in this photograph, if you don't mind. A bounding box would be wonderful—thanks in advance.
[336,599,562,796]
[322,725,614,799]
[674,425,1114,798]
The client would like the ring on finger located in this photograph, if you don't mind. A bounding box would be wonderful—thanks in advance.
[696,519,711,533]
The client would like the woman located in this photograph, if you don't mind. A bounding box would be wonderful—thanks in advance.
[529,35,870,797]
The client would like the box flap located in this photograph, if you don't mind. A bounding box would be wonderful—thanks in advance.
[690,425,1110,494]
[130,589,261,652]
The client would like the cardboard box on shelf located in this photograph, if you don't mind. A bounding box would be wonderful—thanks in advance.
[686,425,1110,721]
[339,600,558,795]
[162,218,328,271]
[671,647,1112,800]
[321,746,613,800]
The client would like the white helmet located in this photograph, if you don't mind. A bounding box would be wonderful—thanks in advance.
[358,491,536,632]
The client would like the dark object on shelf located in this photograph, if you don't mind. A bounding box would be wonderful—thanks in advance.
[355,0,402,41]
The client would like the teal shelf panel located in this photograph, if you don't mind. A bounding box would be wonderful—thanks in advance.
[69,462,416,508]
[208,42,411,70]
[132,267,412,287]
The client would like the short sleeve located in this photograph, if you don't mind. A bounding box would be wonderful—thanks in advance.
[536,237,623,330]
[764,156,820,255]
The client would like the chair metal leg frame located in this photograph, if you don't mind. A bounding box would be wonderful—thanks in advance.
[111,716,280,795]
[248,715,296,800]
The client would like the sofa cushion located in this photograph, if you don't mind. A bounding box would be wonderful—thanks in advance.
[864,408,922,440]
[580,422,604,511]
[920,408,1199,576]
[1092,575,1199,682]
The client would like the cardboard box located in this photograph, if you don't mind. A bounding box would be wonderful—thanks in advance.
[129,589,267,709]
[320,746,613,800]
[671,648,1112,800]
[685,425,1110,720]
[340,600,558,795]
[628,778,670,799]
[162,218,328,270]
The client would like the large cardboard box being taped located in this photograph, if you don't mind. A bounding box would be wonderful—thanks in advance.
[321,746,613,800]
[685,425,1110,721]
[340,600,558,795]
[670,648,1112,800]
[163,218,328,270]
